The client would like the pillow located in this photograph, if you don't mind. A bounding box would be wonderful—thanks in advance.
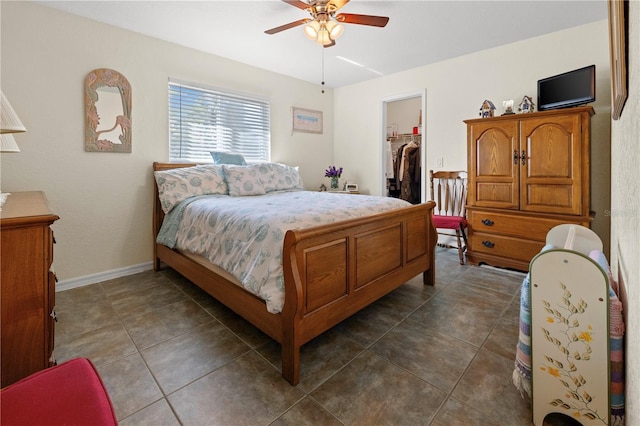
[154,164,228,213]
[222,164,267,196]
[210,151,247,165]
[262,163,304,192]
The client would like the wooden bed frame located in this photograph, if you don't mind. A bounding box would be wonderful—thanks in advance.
[153,162,437,385]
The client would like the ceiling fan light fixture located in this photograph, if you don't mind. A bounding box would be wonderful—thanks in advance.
[304,20,320,40]
[326,20,343,39]
[316,26,333,46]
[306,18,342,46]
[266,0,390,48]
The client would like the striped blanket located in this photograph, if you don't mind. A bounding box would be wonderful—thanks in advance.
[513,247,625,425]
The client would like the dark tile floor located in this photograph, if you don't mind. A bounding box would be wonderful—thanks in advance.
[55,247,532,425]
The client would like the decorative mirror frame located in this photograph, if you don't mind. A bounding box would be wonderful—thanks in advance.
[85,68,132,152]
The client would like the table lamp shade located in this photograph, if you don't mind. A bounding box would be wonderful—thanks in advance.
[1,134,20,152]
[1,92,27,134]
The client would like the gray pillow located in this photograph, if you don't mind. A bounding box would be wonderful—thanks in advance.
[210,151,247,165]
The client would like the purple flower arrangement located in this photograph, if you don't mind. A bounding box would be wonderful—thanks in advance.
[324,166,343,178]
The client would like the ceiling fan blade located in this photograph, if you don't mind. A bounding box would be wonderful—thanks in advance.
[335,13,389,27]
[327,0,350,12]
[281,0,311,10]
[265,18,310,35]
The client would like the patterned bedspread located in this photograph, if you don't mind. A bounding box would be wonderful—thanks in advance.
[157,190,411,313]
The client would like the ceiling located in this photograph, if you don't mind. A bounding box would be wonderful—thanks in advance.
[36,0,608,88]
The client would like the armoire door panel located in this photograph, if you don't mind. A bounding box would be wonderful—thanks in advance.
[468,120,519,209]
[520,114,582,214]
[474,127,516,177]
[526,138,573,177]
[476,182,517,207]
[525,184,575,212]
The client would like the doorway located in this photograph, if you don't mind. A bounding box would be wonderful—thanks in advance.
[380,89,427,203]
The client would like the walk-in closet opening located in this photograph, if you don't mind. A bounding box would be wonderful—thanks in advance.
[380,90,427,204]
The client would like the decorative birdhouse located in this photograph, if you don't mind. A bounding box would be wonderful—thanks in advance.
[519,95,535,113]
[479,100,496,118]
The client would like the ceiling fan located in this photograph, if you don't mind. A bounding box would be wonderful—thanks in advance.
[265,0,389,48]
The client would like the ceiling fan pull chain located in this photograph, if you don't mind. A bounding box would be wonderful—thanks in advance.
[321,45,325,94]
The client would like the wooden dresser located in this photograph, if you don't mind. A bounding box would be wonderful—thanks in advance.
[1,191,59,387]
[465,106,593,271]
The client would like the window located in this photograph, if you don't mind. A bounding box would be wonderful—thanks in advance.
[168,80,270,162]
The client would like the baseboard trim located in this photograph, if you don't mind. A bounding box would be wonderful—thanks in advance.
[55,261,155,292]
[479,263,526,277]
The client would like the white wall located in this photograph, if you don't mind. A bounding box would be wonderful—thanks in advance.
[334,20,612,255]
[610,1,640,422]
[0,2,334,283]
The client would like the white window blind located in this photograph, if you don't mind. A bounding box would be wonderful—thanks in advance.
[168,80,270,162]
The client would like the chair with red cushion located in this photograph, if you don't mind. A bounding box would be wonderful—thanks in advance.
[0,358,117,425]
[429,170,468,264]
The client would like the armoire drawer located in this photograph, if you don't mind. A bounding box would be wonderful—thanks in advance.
[469,232,545,263]
[469,210,579,241]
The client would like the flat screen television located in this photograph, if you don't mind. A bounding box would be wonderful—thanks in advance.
[537,65,595,111]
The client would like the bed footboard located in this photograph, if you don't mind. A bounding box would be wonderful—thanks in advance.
[280,201,436,384]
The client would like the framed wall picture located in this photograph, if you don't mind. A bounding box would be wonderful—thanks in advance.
[608,0,628,120]
[291,107,323,134]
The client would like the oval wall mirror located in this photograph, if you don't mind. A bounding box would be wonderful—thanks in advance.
[85,68,132,152]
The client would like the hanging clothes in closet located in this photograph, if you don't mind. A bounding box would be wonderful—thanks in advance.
[386,139,403,198]
[396,139,421,204]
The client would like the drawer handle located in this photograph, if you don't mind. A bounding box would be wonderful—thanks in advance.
[482,240,495,248]
[481,219,494,226]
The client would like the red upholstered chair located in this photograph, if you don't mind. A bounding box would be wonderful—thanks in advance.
[0,358,117,425]
[429,170,468,264]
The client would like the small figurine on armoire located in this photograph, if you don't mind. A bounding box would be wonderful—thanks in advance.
[518,95,535,113]
[479,100,496,118]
